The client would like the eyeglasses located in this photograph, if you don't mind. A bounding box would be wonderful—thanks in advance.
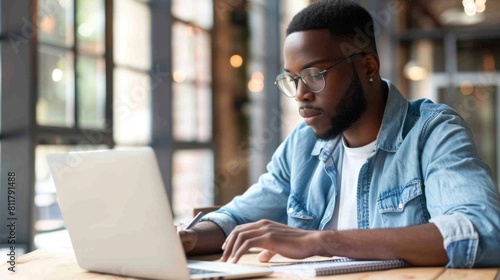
[275,52,364,98]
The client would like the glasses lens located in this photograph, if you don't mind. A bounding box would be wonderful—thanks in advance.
[276,74,297,97]
[301,68,325,93]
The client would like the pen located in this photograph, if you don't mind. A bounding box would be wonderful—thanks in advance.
[184,211,204,230]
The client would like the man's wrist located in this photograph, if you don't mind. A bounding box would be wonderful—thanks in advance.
[314,230,340,257]
[187,221,226,255]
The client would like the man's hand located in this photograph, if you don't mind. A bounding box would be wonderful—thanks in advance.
[177,221,226,256]
[219,220,448,266]
[220,219,322,263]
[178,229,198,253]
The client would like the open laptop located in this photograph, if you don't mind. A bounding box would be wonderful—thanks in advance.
[47,147,272,280]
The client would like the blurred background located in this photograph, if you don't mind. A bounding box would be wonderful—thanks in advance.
[1,0,499,254]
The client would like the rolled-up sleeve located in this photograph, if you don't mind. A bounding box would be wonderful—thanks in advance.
[430,213,479,268]
[200,211,238,237]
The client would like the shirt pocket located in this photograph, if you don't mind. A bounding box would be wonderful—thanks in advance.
[377,179,428,225]
[287,193,316,229]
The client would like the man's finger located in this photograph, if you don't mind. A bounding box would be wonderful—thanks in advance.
[257,249,276,262]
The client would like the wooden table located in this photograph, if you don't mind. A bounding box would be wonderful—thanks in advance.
[1,247,498,279]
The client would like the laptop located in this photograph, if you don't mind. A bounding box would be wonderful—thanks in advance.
[47,147,272,280]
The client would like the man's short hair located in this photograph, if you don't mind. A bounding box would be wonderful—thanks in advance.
[286,0,378,55]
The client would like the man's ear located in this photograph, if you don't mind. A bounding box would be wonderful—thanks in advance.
[363,53,380,80]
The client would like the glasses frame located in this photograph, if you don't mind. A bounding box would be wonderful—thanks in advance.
[275,52,365,98]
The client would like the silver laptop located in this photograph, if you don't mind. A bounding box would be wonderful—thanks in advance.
[47,147,272,280]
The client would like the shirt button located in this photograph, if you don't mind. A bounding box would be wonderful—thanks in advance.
[398,203,403,209]
[288,208,294,214]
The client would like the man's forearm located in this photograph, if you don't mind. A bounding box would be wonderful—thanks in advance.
[187,221,226,256]
[316,223,449,266]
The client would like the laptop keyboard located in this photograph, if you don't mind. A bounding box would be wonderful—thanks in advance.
[189,267,226,276]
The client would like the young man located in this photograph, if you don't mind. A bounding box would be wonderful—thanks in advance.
[179,0,500,268]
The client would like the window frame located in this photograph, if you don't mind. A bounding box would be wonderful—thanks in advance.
[168,3,216,219]
[32,0,113,246]
[36,0,113,147]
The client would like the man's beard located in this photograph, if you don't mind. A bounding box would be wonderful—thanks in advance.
[316,71,367,140]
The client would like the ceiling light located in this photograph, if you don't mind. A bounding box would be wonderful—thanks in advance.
[403,61,428,81]
[52,68,63,82]
[475,2,486,13]
[462,0,487,16]
[464,2,477,16]
[440,8,485,26]
[230,54,243,68]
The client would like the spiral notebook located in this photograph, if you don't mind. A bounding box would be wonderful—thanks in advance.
[272,257,409,276]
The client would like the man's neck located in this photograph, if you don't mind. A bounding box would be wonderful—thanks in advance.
[343,80,389,148]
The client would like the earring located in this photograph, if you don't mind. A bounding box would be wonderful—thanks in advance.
[369,77,374,82]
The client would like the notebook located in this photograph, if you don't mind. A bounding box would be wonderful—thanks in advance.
[272,257,409,277]
[47,147,272,280]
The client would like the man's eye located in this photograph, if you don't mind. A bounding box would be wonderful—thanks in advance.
[304,72,322,81]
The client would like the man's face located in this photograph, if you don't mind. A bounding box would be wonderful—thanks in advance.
[283,29,367,140]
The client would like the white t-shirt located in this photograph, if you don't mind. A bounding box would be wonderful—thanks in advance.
[327,137,377,230]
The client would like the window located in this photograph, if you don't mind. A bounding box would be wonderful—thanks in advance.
[171,22,212,142]
[395,0,500,191]
[457,39,500,72]
[34,0,216,248]
[37,0,106,129]
[279,1,310,139]
[113,0,151,145]
[171,0,214,223]
[35,0,109,248]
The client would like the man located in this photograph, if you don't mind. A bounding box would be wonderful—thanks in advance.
[179,0,500,268]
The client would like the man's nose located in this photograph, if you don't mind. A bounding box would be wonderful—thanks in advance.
[294,80,315,102]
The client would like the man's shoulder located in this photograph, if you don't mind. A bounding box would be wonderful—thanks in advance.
[396,98,465,141]
[408,98,459,120]
[404,98,472,144]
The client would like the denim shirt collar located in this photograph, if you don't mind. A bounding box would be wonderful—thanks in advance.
[311,138,340,162]
[376,79,408,152]
[311,79,408,159]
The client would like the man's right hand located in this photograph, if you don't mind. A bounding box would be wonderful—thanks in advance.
[178,229,198,253]
[177,221,226,256]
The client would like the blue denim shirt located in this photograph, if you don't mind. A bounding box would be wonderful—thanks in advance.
[203,80,500,268]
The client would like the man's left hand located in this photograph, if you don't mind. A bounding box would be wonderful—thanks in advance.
[220,219,322,263]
